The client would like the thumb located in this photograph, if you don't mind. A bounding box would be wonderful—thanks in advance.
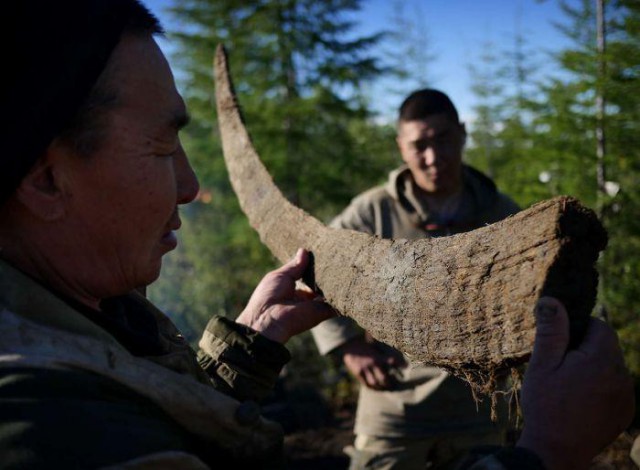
[276,248,308,279]
[386,352,407,368]
[529,296,570,371]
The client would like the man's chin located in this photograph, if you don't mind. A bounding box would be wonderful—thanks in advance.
[423,177,460,197]
[139,259,163,289]
[416,178,441,195]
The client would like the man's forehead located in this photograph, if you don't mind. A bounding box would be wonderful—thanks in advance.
[398,116,459,139]
[113,88,187,132]
[109,35,187,129]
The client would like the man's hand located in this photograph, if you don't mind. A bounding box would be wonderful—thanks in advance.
[517,297,635,470]
[340,335,407,390]
[235,248,336,343]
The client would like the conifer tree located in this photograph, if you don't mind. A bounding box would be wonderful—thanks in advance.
[466,0,640,376]
[148,0,395,346]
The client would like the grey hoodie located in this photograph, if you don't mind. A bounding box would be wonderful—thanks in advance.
[312,164,519,437]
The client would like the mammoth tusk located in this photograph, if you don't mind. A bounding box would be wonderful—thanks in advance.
[213,44,607,379]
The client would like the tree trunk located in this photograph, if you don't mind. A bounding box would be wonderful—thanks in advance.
[213,45,607,377]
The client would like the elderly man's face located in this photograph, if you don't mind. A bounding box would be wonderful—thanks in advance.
[396,115,465,197]
[54,34,199,299]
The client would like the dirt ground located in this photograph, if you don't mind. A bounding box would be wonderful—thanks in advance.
[269,373,639,469]
[590,431,639,470]
[283,405,354,470]
[280,398,639,470]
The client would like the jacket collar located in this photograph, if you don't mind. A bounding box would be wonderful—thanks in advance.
[386,165,498,213]
[0,258,121,347]
[385,164,500,233]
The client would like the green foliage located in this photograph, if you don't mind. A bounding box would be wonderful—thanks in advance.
[598,0,640,376]
[148,0,396,354]
[150,0,640,394]
[465,24,550,207]
[383,1,436,98]
[467,0,640,377]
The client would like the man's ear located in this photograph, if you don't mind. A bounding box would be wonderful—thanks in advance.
[14,149,68,221]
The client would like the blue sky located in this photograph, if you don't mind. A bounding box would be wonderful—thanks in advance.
[145,0,573,123]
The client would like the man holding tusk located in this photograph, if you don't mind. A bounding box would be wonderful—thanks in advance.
[0,1,632,469]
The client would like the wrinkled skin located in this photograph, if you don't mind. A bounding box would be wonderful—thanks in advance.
[2,34,199,309]
[1,35,334,340]
[236,249,336,344]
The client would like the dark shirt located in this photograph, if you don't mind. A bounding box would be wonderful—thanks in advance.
[70,294,165,357]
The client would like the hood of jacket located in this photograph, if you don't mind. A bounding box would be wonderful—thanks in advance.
[385,164,501,219]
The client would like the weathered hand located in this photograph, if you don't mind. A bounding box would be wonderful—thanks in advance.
[517,297,635,470]
[235,248,336,344]
[340,335,407,390]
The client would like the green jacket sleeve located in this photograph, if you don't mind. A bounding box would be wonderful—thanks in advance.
[197,315,291,403]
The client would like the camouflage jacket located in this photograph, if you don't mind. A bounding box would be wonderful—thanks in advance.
[0,259,290,469]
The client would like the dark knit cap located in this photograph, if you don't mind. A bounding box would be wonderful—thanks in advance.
[0,0,160,205]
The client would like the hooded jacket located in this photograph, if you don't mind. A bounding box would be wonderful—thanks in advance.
[0,259,289,468]
[312,164,520,438]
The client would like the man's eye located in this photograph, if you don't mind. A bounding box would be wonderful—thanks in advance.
[414,140,429,152]
[157,144,180,157]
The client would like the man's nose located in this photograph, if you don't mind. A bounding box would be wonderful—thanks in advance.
[422,147,438,167]
[174,145,200,205]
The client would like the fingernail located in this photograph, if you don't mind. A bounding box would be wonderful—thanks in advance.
[535,300,557,320]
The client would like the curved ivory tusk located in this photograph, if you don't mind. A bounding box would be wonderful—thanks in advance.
[213,44,607,375]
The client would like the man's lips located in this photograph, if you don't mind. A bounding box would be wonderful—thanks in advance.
[161,213,182,248]
[423,170,439,182]
[427,168,447,181]
[161,230,178,249]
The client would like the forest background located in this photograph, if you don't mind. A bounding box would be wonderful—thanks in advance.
[146,0,640,427]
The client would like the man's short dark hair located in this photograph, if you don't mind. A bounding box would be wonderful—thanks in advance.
[1,0,164,204]
[398,89,460,124]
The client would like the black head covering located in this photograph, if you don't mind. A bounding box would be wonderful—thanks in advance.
[0,0,159,205]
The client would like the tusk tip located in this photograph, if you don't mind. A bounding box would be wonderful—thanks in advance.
[214,44,228,72]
